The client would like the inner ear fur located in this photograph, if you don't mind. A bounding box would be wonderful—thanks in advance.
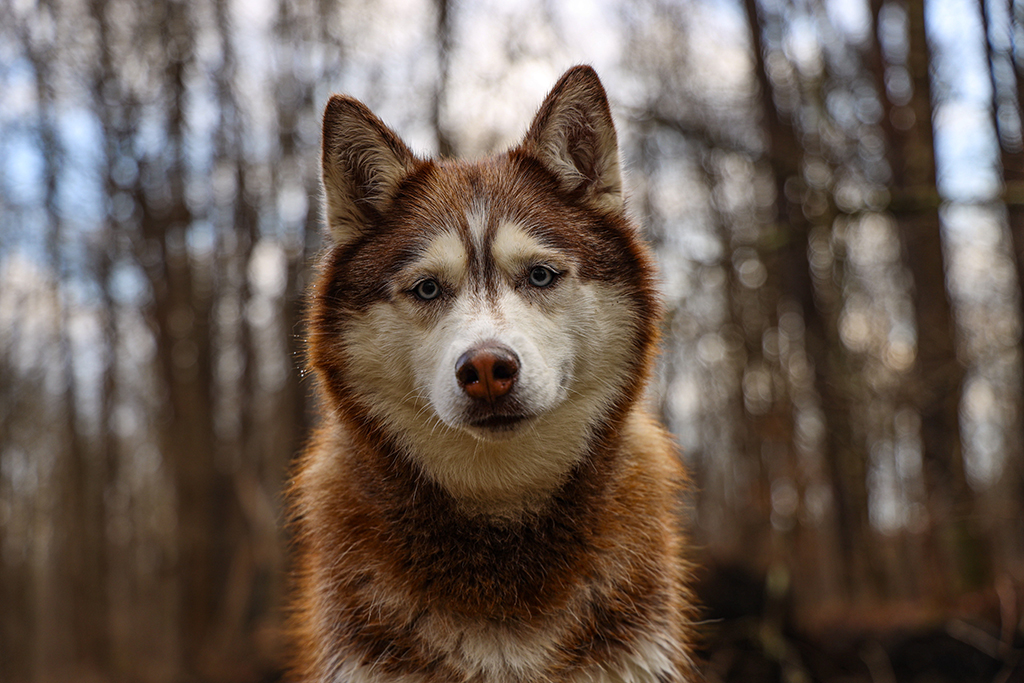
[321,95,419,246]
[519,65,624,213]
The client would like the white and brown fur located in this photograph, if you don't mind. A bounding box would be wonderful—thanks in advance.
[288,66,698,683]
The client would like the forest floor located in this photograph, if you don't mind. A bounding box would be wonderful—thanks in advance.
[696,563,1024,683]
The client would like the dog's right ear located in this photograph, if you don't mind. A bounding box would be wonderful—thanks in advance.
[321,96,418,246]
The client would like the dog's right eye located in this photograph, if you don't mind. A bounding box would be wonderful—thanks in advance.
[528,265,557,288]
[412,278,441,301]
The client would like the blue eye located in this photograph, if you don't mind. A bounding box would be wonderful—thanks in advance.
[528,265,557,287]
[413,278,441,301]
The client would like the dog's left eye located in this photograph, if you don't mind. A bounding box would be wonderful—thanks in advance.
[412,278,442,301]
[528,265,557,288]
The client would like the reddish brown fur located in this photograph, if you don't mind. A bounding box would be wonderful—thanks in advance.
[288,66,698,683]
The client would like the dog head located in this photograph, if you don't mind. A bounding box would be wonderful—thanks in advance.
[308,66,660,505]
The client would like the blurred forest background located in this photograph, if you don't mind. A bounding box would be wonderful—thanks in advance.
[2,0,1024,681]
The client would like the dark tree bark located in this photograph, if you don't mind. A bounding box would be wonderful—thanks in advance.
[869,0,985,596]
[29,16,112,675]
[980,0,1024,569]
[136,1,232,675]
[433,0,455,157]
[743,0,876,602]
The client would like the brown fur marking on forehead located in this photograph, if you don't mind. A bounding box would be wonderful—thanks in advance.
[478,153,656,297]
[314,162,472,313]
[312,149,656,328]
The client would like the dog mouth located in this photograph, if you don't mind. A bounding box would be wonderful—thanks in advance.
[467,413,532,431]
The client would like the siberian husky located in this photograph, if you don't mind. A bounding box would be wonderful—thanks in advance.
[288,66,697,683]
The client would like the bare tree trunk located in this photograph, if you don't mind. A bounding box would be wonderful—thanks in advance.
[139,1,229,675]
[28,20,109,675]
[980,0,1024,571]
[737,0,797,567]
[433,0,455,157]
[0,356,29,682]
[83,0,124,674]
[743,0,875,604]
[870,0,985,597]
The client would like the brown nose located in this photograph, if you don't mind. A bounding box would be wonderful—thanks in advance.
[455,344,520,402]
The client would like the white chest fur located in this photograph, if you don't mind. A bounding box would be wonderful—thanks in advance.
[327,630,683,683]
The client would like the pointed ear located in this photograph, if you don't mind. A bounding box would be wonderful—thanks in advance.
[519,66,623,213]
[321,95,419,246]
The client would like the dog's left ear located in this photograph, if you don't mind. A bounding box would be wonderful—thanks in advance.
[519,65,623,213]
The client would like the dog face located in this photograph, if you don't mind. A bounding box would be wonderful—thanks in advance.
[308,67,660,505]
[404,209,583,441]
